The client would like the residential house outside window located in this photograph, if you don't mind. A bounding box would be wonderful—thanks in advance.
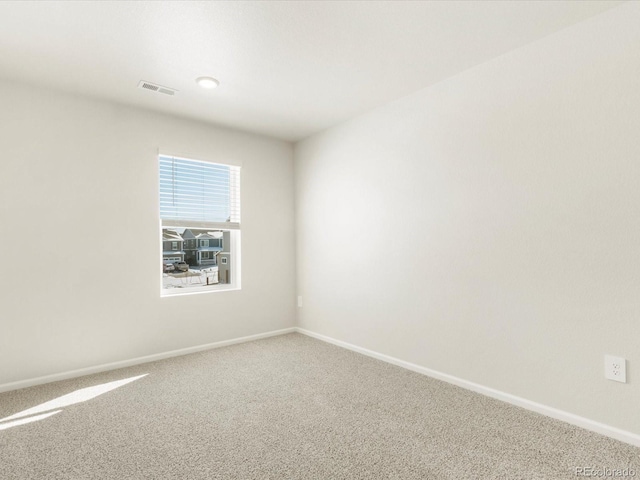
[159,154,240,294]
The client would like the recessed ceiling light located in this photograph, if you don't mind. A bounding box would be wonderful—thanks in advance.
[196,76,219,89]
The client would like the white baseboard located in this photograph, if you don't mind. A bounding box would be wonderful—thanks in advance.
[295,327,640,448]
[0,327,296,394]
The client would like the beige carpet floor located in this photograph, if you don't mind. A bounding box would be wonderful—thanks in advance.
[0,333,638,479]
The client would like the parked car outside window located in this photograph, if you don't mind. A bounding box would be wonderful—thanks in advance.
[173,261,189,272]
[163,263,175,273]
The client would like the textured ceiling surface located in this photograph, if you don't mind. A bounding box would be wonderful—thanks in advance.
[0,1,623,141]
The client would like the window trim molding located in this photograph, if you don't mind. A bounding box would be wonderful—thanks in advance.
[158,152,241,297]
[157,148,243,168]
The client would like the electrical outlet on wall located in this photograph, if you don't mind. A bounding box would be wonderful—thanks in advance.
[604,355,626,383]
[297,296,303,308]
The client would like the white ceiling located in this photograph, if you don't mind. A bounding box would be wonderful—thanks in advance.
[0,1,623,142]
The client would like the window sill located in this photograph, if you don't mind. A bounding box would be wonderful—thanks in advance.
[161,285,240,297]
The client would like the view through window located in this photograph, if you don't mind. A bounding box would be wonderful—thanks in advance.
[159,155,240,294]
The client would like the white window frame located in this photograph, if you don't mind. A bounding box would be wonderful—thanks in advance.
[159,154,241,296]
[171,241,178,251]
[221,257,228,265]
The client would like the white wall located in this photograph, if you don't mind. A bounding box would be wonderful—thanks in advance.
[0,82,295,385]
[295,3,640,435]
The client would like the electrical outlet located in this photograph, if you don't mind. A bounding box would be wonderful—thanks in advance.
[604,355,626,383]
[297,296,303,308]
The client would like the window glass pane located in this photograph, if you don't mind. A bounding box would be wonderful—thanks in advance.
[159,155,239,294]
[162,227,233,290]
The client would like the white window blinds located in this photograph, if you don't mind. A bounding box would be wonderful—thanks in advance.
[159,155,240,230]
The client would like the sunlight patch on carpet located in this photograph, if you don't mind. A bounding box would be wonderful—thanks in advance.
[0,374,147,428]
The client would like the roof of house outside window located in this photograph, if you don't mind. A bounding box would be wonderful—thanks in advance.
[162,231,184,241]
[183,228,224,239]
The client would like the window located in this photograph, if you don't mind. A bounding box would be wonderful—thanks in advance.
[159,155,240,294]
[221,257,228,265]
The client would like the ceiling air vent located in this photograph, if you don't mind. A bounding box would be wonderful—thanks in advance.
[138,80,177,96]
